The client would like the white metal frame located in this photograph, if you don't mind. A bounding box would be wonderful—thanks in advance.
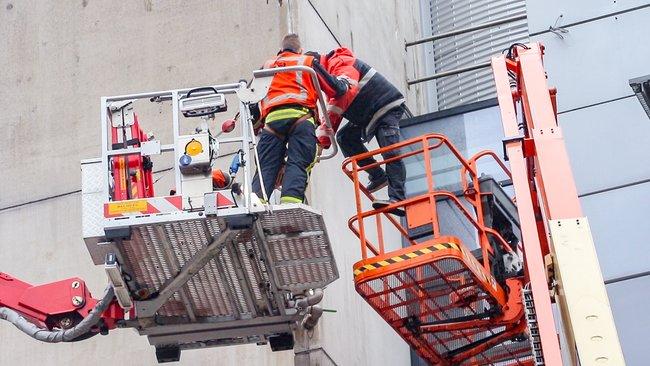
[85,71,341,362]
[99,82,251,215]
[95,66,338,228]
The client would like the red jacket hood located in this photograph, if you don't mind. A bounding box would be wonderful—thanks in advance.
[322,47,355,70]
[329,47,355,58]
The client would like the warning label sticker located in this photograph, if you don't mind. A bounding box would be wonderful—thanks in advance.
[107,199,148,215]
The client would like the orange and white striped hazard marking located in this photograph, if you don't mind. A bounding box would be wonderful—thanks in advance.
[104,196,183,218]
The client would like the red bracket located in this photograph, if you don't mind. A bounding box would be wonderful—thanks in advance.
[0,272,122,330]
[502,136,536,161]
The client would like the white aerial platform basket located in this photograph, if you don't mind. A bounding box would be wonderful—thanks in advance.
[81,73,339,362]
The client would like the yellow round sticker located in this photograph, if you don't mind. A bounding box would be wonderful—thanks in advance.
[185,139,203,156]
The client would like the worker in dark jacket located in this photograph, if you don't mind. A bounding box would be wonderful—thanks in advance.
[251,34,348,204]
[309,48,406,215]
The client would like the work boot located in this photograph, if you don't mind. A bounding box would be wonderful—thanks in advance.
[372,199,406,217]
[366,174,388,193]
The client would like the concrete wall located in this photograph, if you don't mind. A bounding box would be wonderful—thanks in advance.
[291,2,425,365]
[0,1,422,365]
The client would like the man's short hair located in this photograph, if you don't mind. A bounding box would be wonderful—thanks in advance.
[281,33,302,53]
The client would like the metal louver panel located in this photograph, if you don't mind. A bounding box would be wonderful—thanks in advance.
[428,0,528,109]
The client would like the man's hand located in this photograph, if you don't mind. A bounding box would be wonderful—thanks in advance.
[336,75,355,88]
[316,124,334,149]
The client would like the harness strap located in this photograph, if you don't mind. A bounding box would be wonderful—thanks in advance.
[263,112,314,141]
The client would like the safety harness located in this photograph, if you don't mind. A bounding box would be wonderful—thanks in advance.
[263,107,315,140]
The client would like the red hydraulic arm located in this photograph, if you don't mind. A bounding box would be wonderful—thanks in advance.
[492,43,564,365]
[0,272,123,341]
[0,105,153,344]
[493,43,624,365]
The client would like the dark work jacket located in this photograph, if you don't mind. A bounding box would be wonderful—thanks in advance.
[321,48,405,140]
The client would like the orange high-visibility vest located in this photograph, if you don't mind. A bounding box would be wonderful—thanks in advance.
[260,52,318,119]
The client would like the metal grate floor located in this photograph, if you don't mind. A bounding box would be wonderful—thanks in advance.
[259,206,338,292]
[355,247,531,365]
[114,205,338,323]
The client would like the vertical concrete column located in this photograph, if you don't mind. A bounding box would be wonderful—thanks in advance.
[293,325,337,366]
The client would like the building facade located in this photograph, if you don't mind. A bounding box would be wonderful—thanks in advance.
[2,0,647,365]
[528,3,650,365]
[0,1,423,365]
[407,1,650,364]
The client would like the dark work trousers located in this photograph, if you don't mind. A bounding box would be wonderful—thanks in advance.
[336,107,406,202]
[252,117,317,203]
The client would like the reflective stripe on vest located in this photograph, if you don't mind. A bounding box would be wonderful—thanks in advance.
[266,107,314,124]
[264,91,308,106]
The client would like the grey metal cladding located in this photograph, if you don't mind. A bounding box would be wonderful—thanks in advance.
[427,0,528,109]
[526,0,650,34]
[606,275,650,365]
[532,7,650,112]
[559,97,650,195]
[581,182,650,281]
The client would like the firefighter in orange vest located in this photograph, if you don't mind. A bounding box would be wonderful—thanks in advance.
[251,34,349,204]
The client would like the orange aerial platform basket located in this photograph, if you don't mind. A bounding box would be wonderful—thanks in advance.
[343,134,534,365]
